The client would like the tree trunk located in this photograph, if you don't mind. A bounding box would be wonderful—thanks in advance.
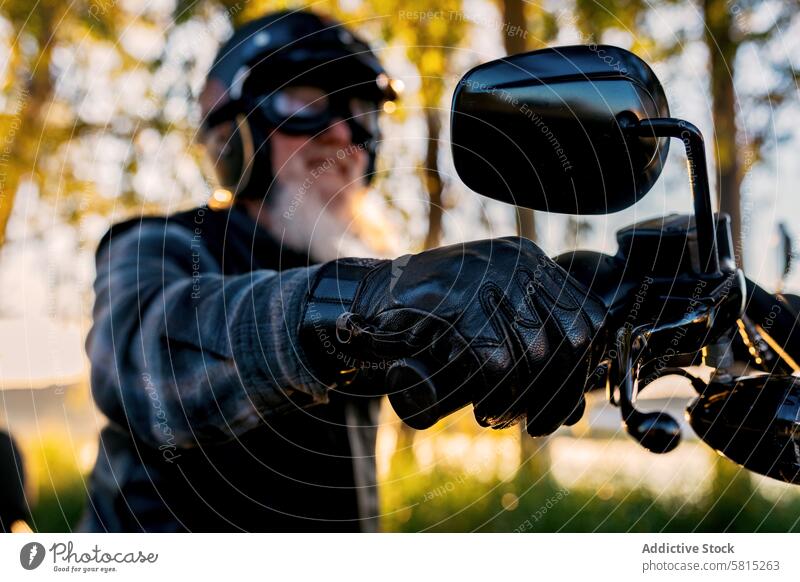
[704,0,743,266]
[423,108,444,250]
[0,28,54,248]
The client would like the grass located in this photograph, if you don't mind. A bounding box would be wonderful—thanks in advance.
[24,435,88,532]
[380,451,800,532]
[13,432,800,532]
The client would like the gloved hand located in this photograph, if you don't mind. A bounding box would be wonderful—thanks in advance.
[299,236,607,436]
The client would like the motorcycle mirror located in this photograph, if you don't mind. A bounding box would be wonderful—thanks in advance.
[687,374,800,485]
[450,45,671,214]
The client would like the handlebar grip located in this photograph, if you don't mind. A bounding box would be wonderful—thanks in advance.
[386,359,472,430]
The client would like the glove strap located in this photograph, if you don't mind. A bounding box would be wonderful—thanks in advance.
[299,258,382,387]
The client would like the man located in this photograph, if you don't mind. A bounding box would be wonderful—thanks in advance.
[79,9,606,532]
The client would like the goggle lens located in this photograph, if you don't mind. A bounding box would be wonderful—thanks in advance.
[271,86,329,119]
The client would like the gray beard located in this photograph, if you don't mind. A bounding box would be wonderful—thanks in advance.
[260,182,394,262]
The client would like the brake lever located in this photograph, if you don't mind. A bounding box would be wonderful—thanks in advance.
[615,322,683,453]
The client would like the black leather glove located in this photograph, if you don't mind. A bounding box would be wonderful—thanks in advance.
[299,236,607,436]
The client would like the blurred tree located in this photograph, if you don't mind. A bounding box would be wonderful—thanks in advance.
[0,0,225,248]
[0,1,124,246]
[573,0,799,268]
[369,1,468,250]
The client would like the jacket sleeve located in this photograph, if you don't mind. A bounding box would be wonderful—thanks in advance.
[86,219,328,449]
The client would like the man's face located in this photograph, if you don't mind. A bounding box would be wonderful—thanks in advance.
[200,80,372,209]
[200,79,394,260]
[268,86,371,213]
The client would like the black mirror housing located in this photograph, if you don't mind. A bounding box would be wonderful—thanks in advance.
[451,45,670,214]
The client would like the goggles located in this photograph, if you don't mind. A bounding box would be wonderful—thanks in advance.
[203,84,380,142]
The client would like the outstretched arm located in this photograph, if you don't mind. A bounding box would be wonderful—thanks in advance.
[87,220,326,450]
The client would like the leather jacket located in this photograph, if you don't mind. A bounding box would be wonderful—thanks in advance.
[79,204,380,532]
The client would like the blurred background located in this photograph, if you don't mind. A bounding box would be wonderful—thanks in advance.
[1,0,799,532]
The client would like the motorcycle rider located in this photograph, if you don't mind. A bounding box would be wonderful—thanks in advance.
[79,8,606,532]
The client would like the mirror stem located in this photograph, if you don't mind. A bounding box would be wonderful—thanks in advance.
[624,118,720,275]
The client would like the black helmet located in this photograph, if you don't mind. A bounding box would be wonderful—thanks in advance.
[200,9,397,200]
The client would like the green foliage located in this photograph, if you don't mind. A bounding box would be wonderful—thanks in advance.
[381,454,800,532]
[16,430,800,533]
[24,436,88,532]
